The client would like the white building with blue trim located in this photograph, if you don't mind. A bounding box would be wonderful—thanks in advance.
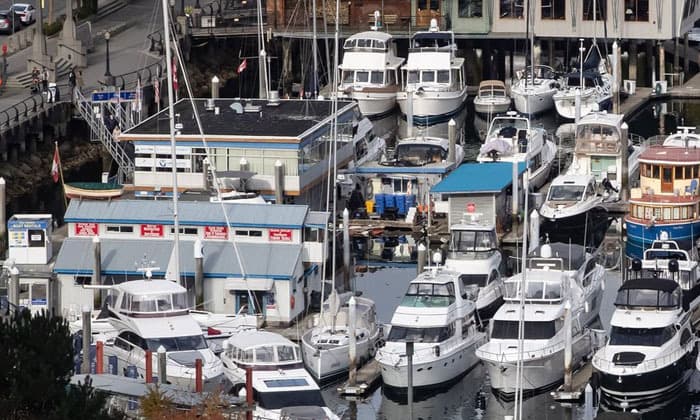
[54,199,328,326]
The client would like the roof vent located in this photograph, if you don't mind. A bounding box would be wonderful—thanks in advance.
[205,98,215,111]
[230,102,243,114]
[244,102,262,113]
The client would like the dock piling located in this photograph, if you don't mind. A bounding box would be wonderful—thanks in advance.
[563,300,572,391]
[246,367,253,420]
[417,243,427,274]
[211,75,220,99]
[613,41,620,114]
[194,239,204,308]
[620,122,629,203]
[81,305,91,374]
[145,350,153,383]
[406,89,414,138]
[406,341,414,420]
[274,160,284,204]
[448,119,456,164]
[343,208,351,291]
[584,383,594,420]
[348,296,357,386]
[96,341,104,374]
[575,89,581,124]
[8,265,19,313]
[0,177,5,239]
[157,345,167,385]
[195,358,202,392]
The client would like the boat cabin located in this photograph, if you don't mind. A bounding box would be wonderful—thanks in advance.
[573,113,626,184]
[402,30,465,92]
[110,280,189,317]
[545,175,597,204]
[339,31,402,91]
[483,114,532,156]
[447,217,498,260]
[222,331,303,369]
[392,137,449,166]
[477,80,508,99]
[614,278,682,311]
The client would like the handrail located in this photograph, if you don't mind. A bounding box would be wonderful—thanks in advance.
[592,341,695,375]
[57,43,87,57]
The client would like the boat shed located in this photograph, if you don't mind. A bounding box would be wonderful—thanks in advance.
[431,162,527,232]
[53,199,329,326]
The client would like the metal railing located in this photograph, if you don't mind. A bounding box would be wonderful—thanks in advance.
[592,342,695,375]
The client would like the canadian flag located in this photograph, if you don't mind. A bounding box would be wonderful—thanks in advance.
[237,58,247,74]
[51,144,60,183]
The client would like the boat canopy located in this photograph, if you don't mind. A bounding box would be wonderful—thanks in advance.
[615,278,681,310]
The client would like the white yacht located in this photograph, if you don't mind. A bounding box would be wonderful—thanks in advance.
[443,212,504,322]
[101,280,227,391]
[593,236,700,410]
[476,111,557,190]
[476,242,605,397]
[396,20,467,126]
[300,291,382,382]
[473,80,511,116]
[220,330,337,419]
[376,264,486,390]
[510,65,560,115]
[553,45,612,120]
[338,30,404,118]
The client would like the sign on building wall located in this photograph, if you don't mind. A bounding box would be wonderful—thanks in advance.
[74,222,98,236]
[140,224,164,237]
[269,228,293,242]
[204,226,228,240]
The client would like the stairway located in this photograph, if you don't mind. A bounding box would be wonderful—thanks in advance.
[73,88,134,183]
[5,57,73,89]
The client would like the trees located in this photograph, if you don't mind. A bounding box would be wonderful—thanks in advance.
[0,309,122,419]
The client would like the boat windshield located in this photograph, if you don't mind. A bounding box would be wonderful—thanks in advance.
[614,288,681,309]
[547,185,585,202]
[395,143,446,166]
[504,280,562,301]
[487,119,529,138]
[490,320,557,340]
[256,389,325,411]
[146,335,207,352]
[401,282,455,307]
[122,291,189,313]
[609,326,676,347]
[459,274,488,288]
[449,229,497,254]
[387,325,454,343]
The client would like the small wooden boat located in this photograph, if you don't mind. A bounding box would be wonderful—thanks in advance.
[64,182,124,199]
[473,80,511,115]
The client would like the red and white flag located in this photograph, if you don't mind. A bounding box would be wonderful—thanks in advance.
[237,58,247,74]
[51,143,60,183]
[172,57,179,93]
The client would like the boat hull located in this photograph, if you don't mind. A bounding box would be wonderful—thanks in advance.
[341,90,397,118]
[625,218,700,259]
[474,98,511,116]
[540,207,610,247]
[511,88,556,115]
[553,91,612,120]
[300,330,380,382]
[396,88,468,126]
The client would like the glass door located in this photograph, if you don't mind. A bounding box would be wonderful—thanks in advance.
[661,166,673,193]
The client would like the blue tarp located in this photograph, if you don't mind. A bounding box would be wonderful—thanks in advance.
[431,162,527,194]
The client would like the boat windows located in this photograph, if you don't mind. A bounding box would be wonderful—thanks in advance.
[387,325,454,343]
[356,71,369,83]
[437,70,450,83]
[401,282,456,307]
[255,390,325,411]
[146,335,207,352]
[422,71,435,83]
[505,280,561,301]
[277,345,297,362]
[547,185,585,202]
[449,229,497,253]
[342,71,353,84]
[460,274,488,288]
[370,71,384,84]
[256,346,275,362]
[407,71,419,84]
[490,320,557,340]
[396,144,446,166]
[609,326,675,347]
[615,287,681,309]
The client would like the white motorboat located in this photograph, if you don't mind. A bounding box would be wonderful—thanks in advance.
[376,264,486,390]
[100,279,228,391]
[338,30,404,118]
[300,291,382,382]
[510,65,560,115]
[553,44,612,120]
[396,20,467,126]
[443,212,504,322]
[473,80,511,116]
[594,236,700,410]
[350,117,387,168]
[476,242,605,397]
[476,111,557,190]
[220,330,337,419]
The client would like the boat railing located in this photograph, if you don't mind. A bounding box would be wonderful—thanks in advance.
[643,134,667,147]
[592,342,694,375]
[377,335,483,364]
[476,337,569,362]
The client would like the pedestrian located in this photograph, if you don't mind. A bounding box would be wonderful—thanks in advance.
[41,66,48,92]
[31,66,39,92]
[68,68,76,100]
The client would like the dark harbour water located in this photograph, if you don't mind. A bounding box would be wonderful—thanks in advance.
[322,99,700,419]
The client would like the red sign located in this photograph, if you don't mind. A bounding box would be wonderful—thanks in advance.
[140,224,164,237]
[74,222,98,236]
[269,228,293,242]
[466,203,476,213]
[204,226,228,240]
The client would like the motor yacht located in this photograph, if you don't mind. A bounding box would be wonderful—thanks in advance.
[396,20,467,126]
[476,111,557,190]
[376,263,486,391]
[473,80,511,116]
[476,242,605,398]
[443,212,504,322]
[338,30,404,118]
[553,44,612,120]
[300,291,383,382]
[594,236,700,409]
[510,65,560,115]
[100,279,228,391]
[220,330,337,418]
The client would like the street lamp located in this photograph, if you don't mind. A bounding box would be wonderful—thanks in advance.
[104,31,114,86]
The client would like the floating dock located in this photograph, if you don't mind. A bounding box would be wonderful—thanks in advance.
[550,362,593,402]
[337,359,382,398]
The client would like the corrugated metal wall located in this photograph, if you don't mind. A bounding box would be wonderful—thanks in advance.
[448,195,495,227]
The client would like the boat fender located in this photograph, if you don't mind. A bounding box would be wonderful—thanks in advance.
[290,295,296,310]
[434,345,440,357]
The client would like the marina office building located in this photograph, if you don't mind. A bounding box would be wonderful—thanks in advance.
[53,200,329,326]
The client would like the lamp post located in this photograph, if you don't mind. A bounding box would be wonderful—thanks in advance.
[104,31,114,86]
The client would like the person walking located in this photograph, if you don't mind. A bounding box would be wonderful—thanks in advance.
[68,68,76,100]
[31,66,39,93]
[41,67,49,92]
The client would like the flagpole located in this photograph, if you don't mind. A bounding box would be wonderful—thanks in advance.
[55,141,68,210]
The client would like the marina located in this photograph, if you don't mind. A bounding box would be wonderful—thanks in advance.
[7,0,700,419]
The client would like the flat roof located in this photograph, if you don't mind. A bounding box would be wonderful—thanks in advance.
[431,162,527,194]
[120,98,356,139]
[639,146,700,163]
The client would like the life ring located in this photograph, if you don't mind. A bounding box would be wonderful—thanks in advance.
[290,295,295,310]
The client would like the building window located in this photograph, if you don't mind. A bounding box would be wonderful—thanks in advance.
[169,227,198,235]
[249,230,263,237]
[583,0,606,20]
[542,0,565,19]
[75,276,92,285]
[235,230,249,236]
[418,0,440,11]
[624,0,648,21]
[458,0,482,17]
[500,0,523,18]
[106,225,134,233]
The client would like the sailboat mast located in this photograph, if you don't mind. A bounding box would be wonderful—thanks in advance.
[529,0,534,87]
[524,0,529,88]
[257,0,269,99]
[312,0,318,98]
[161,0,181,286]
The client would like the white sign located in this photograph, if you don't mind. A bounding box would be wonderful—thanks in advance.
[134,145,192,155]
[135,157,192,169]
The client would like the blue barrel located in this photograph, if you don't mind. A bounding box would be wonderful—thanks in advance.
[125,365,139,379]
[396,195,407,215]
[406,194,416,209]
[374,193,385,215]
[384,194,396,209]
[108,355,118,375]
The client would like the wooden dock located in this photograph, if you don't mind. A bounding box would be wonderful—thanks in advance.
[550,362,593,402]
[337,359,382,398]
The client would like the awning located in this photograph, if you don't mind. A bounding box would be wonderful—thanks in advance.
[224,278,274,291]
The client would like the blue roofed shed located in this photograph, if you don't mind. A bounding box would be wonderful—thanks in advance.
[431,162,527,231]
